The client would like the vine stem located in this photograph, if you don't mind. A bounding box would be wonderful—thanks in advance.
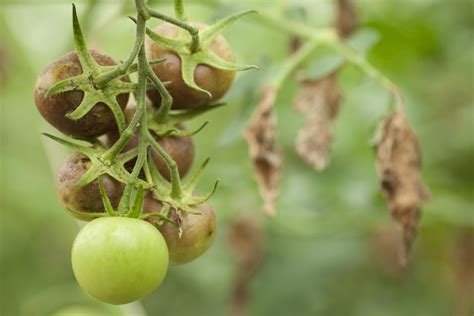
[147,131,183,199]
[174,0,187,21]
[254,12,405,110]
[148,8,200,53]
[117,3,150,213]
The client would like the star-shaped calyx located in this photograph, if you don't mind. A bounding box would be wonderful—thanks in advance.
[44,5,147,133]
[148,102,225,137]
[43,133,151,190]
[145,134,219,215]
[145,10,259,97]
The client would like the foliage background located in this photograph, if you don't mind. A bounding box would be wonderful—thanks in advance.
[1,0,473,315]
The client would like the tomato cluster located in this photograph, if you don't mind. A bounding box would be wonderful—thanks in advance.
[32,3,247,305]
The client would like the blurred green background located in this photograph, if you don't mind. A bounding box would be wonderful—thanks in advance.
[1,0,473,315]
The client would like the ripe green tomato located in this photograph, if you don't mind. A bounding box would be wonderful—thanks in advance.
[71,217,169,305]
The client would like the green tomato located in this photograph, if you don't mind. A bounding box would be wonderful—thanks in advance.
[71,217,168,305]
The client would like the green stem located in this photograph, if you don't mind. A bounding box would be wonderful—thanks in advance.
[254,12,404,108]
[118,44,149,214]
[147,131,183,199]
[102,12,146,162]
[147,8,200,53]
[174,0,187,21]
[330,38,404,109]
[95,12,147,87]
[146,66,173,122]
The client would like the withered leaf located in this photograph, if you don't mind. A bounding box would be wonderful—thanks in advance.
[244,86,282,217]
[228,215,265,316]
[375,111,430,258]
[369,221,409,276]
[293,73,342,171]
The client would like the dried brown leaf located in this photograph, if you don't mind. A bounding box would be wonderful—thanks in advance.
[293,73,342,171]
[369,221,409,276]
[336,0,358,38]
[375,111,430,258]
[244,86,282,217]
[228,215,265,316]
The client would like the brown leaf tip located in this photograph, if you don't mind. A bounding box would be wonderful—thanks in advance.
[375,111,430,258]
[293,74,342,171]
[244,86,283,217]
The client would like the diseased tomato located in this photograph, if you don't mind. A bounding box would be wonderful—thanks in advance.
[143,195,217,265]
[145,22,236,109]
[71,217,169,305]
[34,50,129,138]
[56,153,123,221]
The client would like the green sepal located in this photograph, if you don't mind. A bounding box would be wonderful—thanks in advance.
[200,10,257,46]
[98,177,118,216]
[148,156,219,214]
[127,186,145,218]
[44,5,138,134]
[146,10,258,96]
[42,133,150,189]
[148,102,225,138]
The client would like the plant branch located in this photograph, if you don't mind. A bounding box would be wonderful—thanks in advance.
[147,8,200,53]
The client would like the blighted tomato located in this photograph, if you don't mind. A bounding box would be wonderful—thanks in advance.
[143,194,217,265]
[56,153,123,220]
[145,22,235,109]
[34,50,129,137]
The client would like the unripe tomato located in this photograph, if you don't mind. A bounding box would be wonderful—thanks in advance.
[71,217,169,305]
[143,195,217,265]
[34,50,129,137]
[56,153,123,220]
[145,23,236,109]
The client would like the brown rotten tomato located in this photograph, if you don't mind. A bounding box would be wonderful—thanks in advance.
[143,194,217,265]
[145,23,236,109]
[105,108,194,180]
[56,153,123,221]
[34,50,129,138]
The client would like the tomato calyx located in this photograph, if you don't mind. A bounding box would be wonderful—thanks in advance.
[148,102,225,138]
[144,10,258,97]
[144,142,219,215]
[44,5,163,134]
[43,133,149,189]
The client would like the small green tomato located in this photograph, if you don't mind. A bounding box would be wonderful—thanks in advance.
[71,217,168,305]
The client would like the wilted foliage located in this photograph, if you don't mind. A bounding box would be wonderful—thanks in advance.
[369,221,409,275]
[293,73,341,171]
[375,111,430,257]
[244,86,282,217]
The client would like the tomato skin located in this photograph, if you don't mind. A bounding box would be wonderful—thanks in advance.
[34,50,129,138]
[143,196,217,265]
[145,22,236,109]
[71,217,169,305]
[56,153,123,221]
